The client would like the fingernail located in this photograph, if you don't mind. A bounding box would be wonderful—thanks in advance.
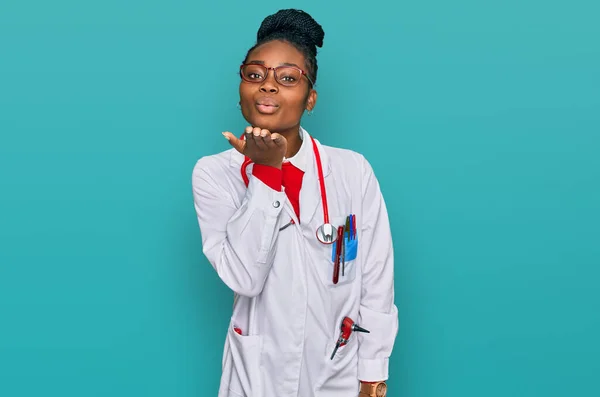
[222,132,230,140]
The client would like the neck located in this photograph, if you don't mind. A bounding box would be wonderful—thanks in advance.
[280,126,302,158]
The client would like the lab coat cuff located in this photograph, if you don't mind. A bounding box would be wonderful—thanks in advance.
[358,305,398,356]
[357,358,389,381]
[246,175,287,216]
[356,305,398,381]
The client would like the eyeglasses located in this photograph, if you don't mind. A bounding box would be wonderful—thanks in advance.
[240,63,314,87]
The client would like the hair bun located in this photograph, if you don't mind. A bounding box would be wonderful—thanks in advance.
[257,9,324,49]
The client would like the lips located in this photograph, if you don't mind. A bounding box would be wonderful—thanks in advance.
[255,97,279,114]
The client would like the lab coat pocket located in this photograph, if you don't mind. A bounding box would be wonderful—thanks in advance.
[330,237,358,262]
[326,235,358,287]
[315,340,358,396]
[224,322,263,397]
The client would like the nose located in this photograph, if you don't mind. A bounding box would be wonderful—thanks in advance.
[259,69,279,93]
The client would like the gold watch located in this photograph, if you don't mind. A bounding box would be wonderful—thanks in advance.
[359,381,387,397]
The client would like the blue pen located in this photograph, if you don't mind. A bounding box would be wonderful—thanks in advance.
[349,214,353,240]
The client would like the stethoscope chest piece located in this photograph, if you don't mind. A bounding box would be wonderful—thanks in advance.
[316,223,337,244]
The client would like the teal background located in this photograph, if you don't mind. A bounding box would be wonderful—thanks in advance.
[1,0,599,396]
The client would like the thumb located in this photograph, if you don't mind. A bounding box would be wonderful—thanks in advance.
[222,131,245,154]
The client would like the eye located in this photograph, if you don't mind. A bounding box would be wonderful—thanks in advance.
[280,75,296,82]
[277,67,301,84]
[242,65,265,81]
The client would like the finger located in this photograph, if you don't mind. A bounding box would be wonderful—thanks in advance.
[222,132,245,154]
[243,126,253,144]
[249,127,266,150]
[244,126,253,140]
[260,129,276,148]
[270,133,286,148]
[261,129,276,149]
[245,130,258,152]
[253,130,269,151]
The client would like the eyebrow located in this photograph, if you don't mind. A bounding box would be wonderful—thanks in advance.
[247,60,301,68]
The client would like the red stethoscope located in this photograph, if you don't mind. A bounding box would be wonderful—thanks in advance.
[240,133,338,244]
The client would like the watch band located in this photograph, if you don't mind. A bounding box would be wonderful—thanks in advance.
[359,381,387,397]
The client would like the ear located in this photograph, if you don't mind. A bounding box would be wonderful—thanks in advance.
[306,89,318,112]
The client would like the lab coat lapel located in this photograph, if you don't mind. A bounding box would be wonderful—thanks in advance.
[299,136,331,227]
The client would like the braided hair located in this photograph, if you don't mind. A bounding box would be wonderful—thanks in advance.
[244,9,325,86]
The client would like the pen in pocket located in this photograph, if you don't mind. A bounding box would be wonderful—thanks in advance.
[332,226,344,284]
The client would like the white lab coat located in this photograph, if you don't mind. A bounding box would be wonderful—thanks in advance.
[192,127,398,397]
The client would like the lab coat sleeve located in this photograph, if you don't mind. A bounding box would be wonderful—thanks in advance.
[192,158,288,297]
[356,155,399,381]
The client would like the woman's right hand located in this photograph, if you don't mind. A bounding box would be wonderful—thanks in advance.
[223,126,287,169]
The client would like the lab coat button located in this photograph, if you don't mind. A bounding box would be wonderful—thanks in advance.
[273,200,280,208]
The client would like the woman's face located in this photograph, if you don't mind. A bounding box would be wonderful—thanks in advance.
[239,40,317,135]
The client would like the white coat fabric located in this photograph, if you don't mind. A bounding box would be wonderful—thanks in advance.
[192,127,398,397]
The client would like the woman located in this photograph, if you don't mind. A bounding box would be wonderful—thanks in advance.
[192,9,398,397]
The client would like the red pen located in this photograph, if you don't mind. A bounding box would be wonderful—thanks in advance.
[351,214,356,239]
[332,226,344,284]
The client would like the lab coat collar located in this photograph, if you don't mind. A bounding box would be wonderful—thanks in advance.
[293,127,331,225]
[282,127,310,172]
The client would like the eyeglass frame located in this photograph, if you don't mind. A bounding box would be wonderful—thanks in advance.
[239,63,315,87]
